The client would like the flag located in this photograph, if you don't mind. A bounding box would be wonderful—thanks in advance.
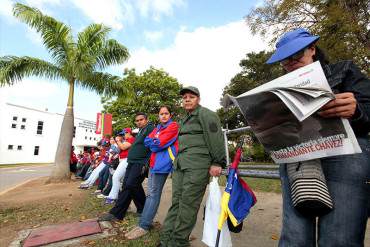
[218,148,257,230]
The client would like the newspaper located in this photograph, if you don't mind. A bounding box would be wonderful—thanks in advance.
[224,61,361,164]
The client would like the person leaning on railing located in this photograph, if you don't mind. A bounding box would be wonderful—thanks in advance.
[266,28,370,247]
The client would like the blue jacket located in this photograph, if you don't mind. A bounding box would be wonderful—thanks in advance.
[144,120,179,173]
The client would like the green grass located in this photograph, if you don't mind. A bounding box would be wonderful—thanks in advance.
[243,178,281,194]
[217,175,281,193]
[239,161,274,165]
[0,191,109,227]
[0,187,160,247]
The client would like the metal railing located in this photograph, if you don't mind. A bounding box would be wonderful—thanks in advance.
[223,126,280,179]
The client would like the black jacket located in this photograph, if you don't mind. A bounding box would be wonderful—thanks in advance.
[323,60,370,137]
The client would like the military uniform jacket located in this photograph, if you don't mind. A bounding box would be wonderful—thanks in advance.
[175,105,226,170]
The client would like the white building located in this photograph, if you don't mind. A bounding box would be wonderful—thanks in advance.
[0,102,101,165]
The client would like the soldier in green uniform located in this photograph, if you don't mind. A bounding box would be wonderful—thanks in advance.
[159,86,226,247]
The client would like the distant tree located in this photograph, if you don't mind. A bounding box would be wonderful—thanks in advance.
[246,0,370,73]
[218,51,283,129]
[0,4,129,182]
[102,67,183,131]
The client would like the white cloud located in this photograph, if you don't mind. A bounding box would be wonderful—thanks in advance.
[0,0,60,23]
[0,78,62,112]
[0,0,15,20]
[0,78,59,99]
[71,0,131,30]
[144,30,163,42]
[25,0,61,8]
[124,21,269,111]
[25,27,43,45]
[69,0,185,30]
[135,0,185,21]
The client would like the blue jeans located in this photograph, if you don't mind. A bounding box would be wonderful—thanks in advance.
[98,163,110,190]
[279,137,370,247]
[139,172,169,230]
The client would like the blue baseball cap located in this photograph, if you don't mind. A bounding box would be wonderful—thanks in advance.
[266,28,319,64]
[117,127,132,136]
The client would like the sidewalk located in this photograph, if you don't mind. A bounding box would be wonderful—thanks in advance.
[151,178,370,247]
[152,178,281,247]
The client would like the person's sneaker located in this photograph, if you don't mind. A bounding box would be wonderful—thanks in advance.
[94,189,102,194]
[78,184,89,189]
[104,198,115,204]
[125,226,148,240]
[98,213,119,222]
[96,194,107,199]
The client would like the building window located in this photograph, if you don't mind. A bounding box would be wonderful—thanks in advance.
[21,125,26,130]
[11,124,17,128]
[85,129,88,132]
[90,129,92,133]
[89,137,92,140]
[22,118,27,122]
[37,121,44,135]
[13,116,18,121]
[34,146,40,155]
[94,138,96,141]
[17,145,22,150]
[8,145,13,150]
[85,136,87,139]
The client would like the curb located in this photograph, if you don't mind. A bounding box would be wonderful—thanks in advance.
[0,177,42,196]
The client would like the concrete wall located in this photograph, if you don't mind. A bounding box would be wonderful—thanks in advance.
[0,102,101,165]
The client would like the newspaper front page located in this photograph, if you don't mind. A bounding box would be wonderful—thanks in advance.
[226,62,361,164]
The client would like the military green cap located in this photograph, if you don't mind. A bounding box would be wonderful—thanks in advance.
[180,86,200,96]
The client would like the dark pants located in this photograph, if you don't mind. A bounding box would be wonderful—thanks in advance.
[98,165,110,190]
[70,162,77,173]
[102,173,113,196]
[109,163,146,220]
[76,163,90,178]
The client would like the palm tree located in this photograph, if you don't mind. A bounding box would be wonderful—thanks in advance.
[0,3,129,182]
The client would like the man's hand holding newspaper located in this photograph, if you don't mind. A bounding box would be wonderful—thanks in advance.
[318,92,357,118]
[224,61,361,163]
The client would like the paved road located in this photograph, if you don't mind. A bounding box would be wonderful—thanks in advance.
[0,164,54,193]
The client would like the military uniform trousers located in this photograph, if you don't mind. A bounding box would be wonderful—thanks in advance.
[160,167,209,247]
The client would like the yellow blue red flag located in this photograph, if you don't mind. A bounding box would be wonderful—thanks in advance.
[218,149,257,230]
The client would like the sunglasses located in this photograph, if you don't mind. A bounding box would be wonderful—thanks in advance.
[280,48,307,65]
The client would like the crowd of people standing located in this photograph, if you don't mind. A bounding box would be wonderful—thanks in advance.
[68,27,369,247]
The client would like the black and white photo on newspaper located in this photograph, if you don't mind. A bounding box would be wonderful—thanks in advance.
[224,61,362,163]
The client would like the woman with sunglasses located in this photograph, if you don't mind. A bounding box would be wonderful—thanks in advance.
[124,105,179,240]
[267,28,370,246]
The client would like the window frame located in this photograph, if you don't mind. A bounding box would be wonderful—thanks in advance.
[36,121,44,135]
[34,146,40,155]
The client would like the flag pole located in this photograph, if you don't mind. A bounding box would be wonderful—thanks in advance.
[215,137,245,247]
[215,229,221,247]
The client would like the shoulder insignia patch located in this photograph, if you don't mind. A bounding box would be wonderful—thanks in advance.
[209,122,218,133]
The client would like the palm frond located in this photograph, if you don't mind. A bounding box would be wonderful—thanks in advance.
[13,3,73,66]
[77,24,111,53]
[77,72,127,97]
[0,56,62,86]
[95,39,130,69]
[75,24,111,71]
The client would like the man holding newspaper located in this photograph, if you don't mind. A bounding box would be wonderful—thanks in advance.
[228,28,369,246]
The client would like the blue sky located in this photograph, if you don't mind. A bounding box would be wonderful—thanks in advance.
[0,0,269,120]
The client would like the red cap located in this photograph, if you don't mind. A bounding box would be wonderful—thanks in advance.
[123,128,132,134]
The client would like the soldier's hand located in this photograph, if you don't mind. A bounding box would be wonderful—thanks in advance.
[209,165,222,177]
[318,92,357,118]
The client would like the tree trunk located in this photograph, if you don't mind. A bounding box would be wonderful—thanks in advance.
[47,80,75,183]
